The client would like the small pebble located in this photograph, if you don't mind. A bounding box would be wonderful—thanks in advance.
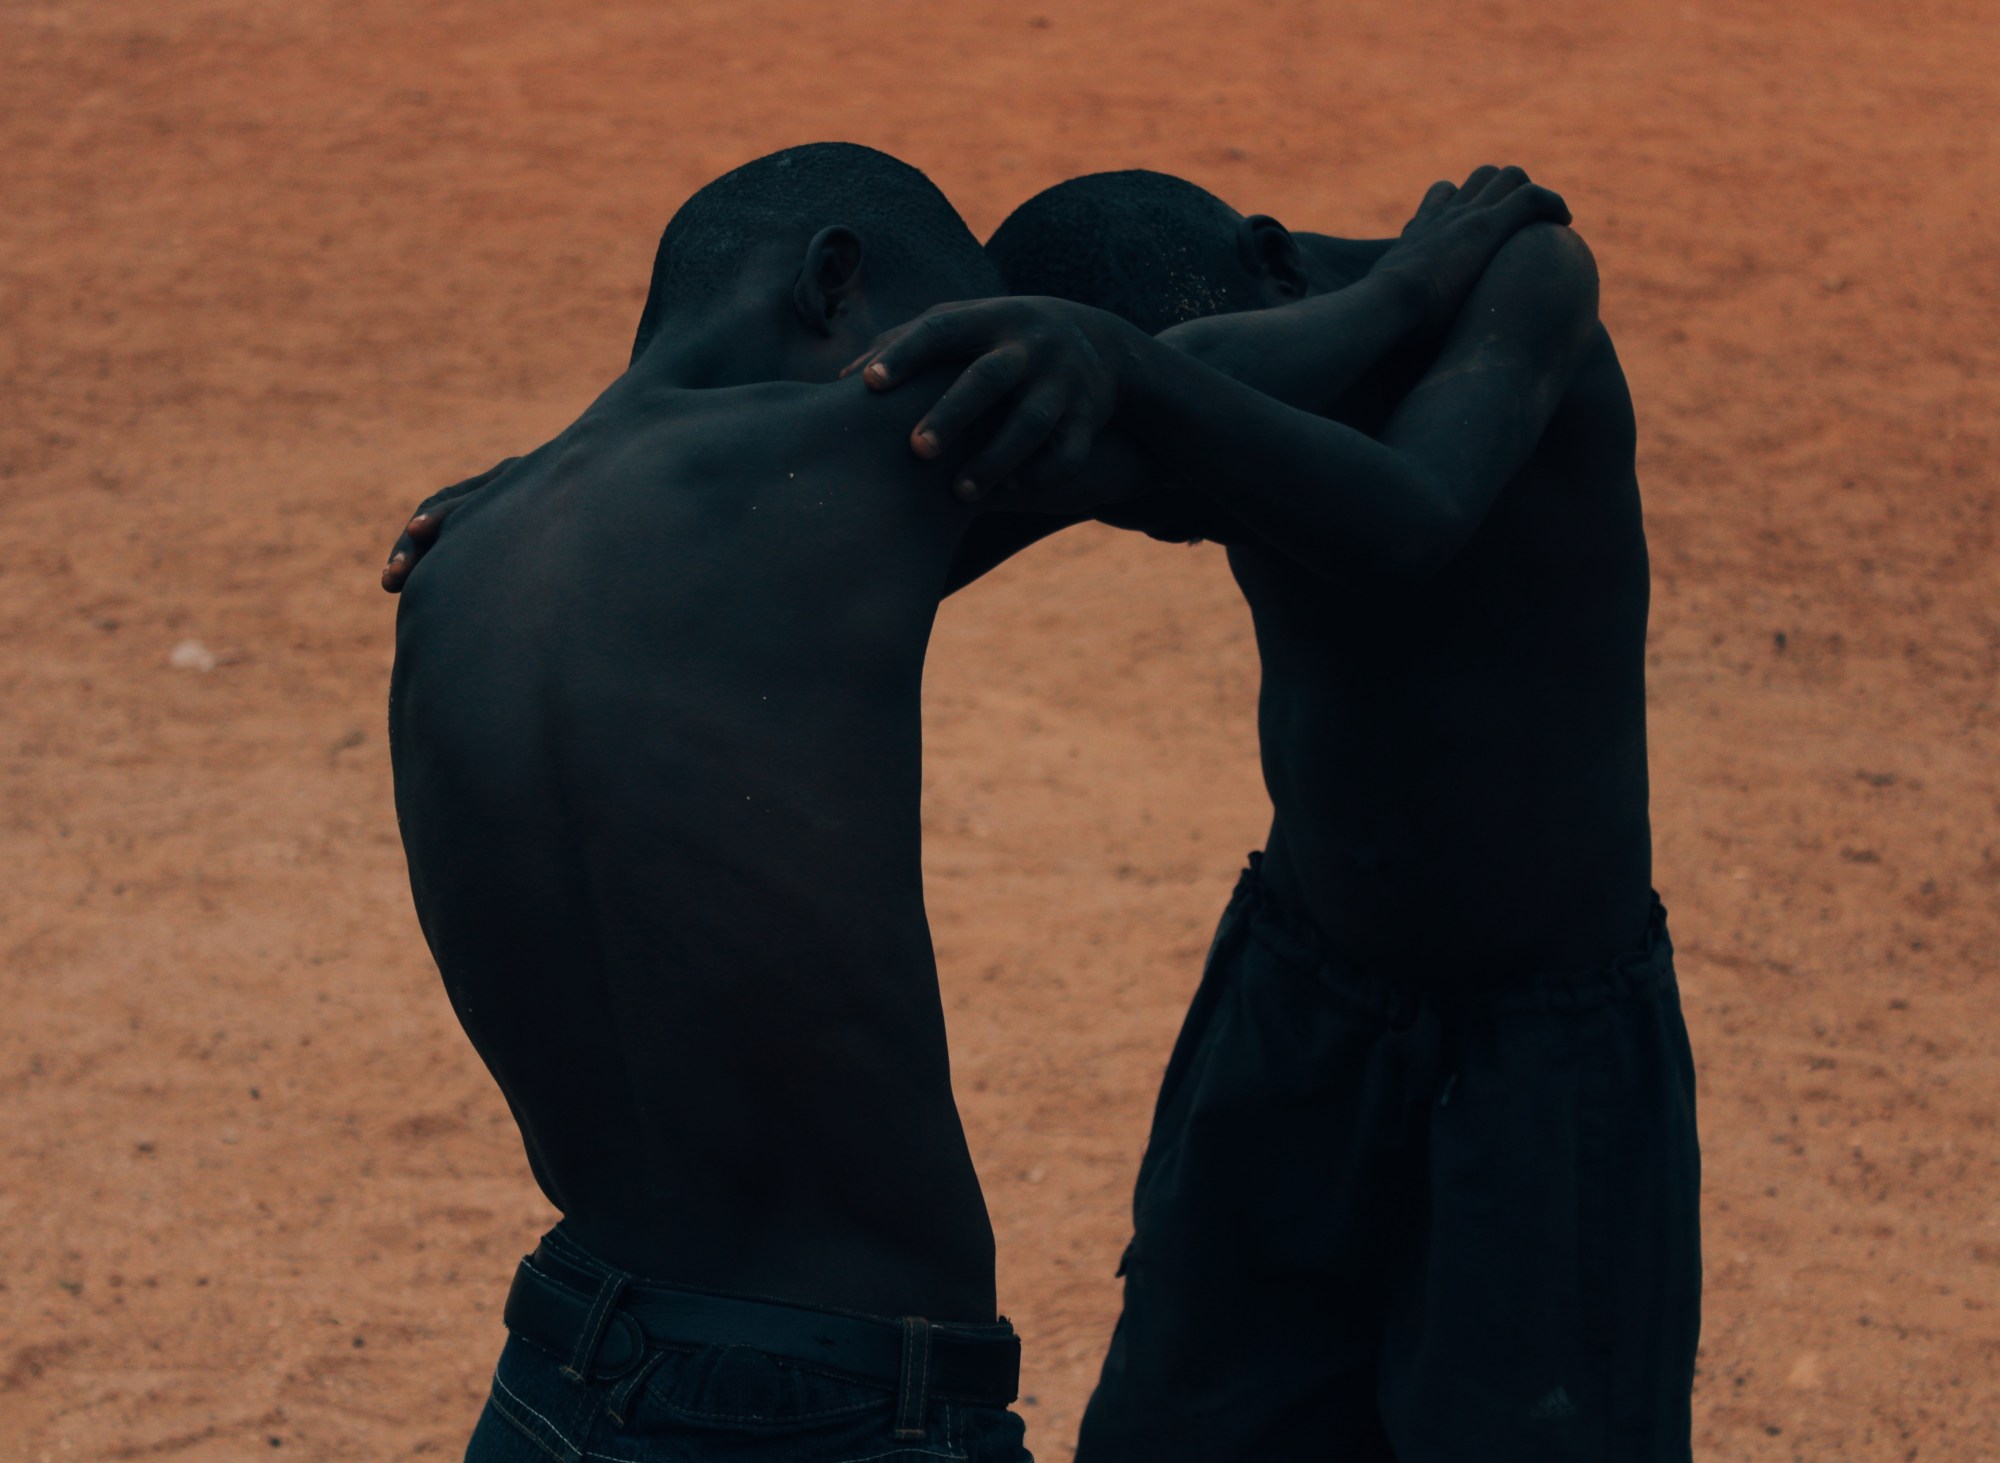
[168,638,217,672]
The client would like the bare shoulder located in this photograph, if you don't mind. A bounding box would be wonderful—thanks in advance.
[708,374,970,492]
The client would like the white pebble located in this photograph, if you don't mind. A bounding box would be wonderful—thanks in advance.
[168,639,217,672]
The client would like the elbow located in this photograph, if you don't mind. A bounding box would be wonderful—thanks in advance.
[1506,223,1601,333]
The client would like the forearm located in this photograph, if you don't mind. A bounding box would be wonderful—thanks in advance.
[1113,321,1453,584]
[1110,225,1600,585]
[1155,269,1427,415]
[1368,224,1600,546]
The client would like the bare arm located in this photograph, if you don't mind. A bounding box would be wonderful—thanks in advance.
[888,263,1432,595]
[1153,165,1573,420]
[859,168,1586,587]
[1155,268,1427,416]
[862,223,1597,589]
[1119,223,1602,583]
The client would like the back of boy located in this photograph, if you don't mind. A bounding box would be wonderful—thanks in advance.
[389,143,1057,1463]
[392,377,999,1322]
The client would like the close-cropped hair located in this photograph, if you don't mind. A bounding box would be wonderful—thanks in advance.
[631,142,1000,362]
[986,170,1255,336]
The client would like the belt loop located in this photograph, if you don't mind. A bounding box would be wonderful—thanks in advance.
[563,1268,632,1382]
[893,1316,933,1440]
[607,1346,668,1426]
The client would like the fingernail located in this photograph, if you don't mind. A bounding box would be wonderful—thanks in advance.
[390,552,408,565]
[954,478,980,501]
[864,362,889,386]
[914,430,939,458]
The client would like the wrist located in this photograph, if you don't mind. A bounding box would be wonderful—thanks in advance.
[1100,311,1156,416]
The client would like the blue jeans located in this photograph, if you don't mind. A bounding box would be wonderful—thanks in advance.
[466,1310,1033,1462]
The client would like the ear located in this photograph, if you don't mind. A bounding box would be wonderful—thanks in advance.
[793,225,865,335]
[1235,214,1308,302]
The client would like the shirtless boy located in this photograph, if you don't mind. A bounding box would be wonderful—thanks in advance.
[854,171,1700,1462]
[385,145,1564,1461]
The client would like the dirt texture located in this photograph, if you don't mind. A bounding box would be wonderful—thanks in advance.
[2,0,1996,1458]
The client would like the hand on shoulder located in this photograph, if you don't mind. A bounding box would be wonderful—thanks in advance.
[846,296,1142,503]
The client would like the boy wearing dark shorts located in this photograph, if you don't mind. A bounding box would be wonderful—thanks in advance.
[861,168,1701,1461]
[1090,859,1694,1462]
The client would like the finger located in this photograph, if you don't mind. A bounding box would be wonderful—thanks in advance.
[380,500,464,591]
[1409,179,1457,229]
[1471,165,1530,206]
[382,457,516,592]
[1454,165,1501,203]
[862,305,991,390]
[951,384,1066,500]
[1015,416,1097,491]
[408,494,469,542]
[910,346,1031,459]
[1506,183,1572,228]
[381,541,415,592]
[843,322,916,380]
[381,515,428,590]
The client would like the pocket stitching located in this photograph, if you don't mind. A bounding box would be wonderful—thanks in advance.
[488,1371,581,1463]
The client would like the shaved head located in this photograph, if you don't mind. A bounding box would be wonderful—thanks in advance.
[632,142,1000,361]
[985,170,1261,334]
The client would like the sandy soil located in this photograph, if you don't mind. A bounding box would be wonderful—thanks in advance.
[2,0,1996,1457]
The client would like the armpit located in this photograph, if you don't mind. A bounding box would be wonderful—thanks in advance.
[1094,488,1246,546]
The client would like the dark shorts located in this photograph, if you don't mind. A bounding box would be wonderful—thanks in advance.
[466,1228,1033,1462]
[1076,858,1701,1463]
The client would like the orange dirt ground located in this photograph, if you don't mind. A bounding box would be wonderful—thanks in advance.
[3,1,1996,1457]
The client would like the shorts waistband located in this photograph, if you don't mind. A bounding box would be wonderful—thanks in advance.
[1229,852,1674,1020]
[503,1227,1020,1415]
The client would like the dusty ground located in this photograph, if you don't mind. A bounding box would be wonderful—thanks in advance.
[2,0,1996,1457]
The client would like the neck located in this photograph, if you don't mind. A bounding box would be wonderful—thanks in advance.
[625,284,946,393]
[630,298,798,390]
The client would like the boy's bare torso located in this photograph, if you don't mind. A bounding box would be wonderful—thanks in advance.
[1242,321,1654,979]
[390,372,1004,1321]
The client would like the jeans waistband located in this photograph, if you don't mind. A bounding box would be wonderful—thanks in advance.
[502,1227,1020,1435]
